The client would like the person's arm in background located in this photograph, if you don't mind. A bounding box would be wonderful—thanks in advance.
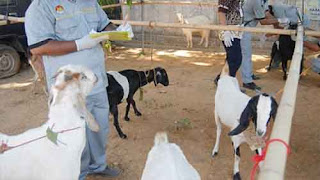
[260,13,280,26]
[304,41,320,52]
[251,0,283,26]
[104,22,118,31]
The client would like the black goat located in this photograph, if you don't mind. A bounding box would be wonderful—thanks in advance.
[268,27,304,80]
[106,67,169,139]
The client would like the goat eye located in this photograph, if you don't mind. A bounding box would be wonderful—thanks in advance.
[80,73,87,80]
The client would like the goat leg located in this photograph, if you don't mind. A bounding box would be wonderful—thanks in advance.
[124,99,131,121]
[199,36,204,46]
[111,105,127,139]
[205,36,209,48]
[231,137,242,180]
[268,56,274,72]
[282,60,288,80]
[131,99,142,116]
[212,111,221,157]
[300,56,304,74]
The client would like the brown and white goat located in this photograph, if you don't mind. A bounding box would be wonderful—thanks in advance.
[0,65,99,180]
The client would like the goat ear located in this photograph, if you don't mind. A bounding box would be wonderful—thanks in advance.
[48,90,54,107]
[228,96,258,136]
[228,105,252,136]
[153,70,158,86]
[270,97,278,120]
[77,94,100,132]
[48,87,62,107]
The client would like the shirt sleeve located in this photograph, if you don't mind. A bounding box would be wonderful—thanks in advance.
[252,0,266,20]
[25,0,56,49]
[218,0,230,13]
[96,2,110,31]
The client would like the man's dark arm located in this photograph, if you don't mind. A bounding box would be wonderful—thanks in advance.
[103,22,118,31]
[30,41,77,56]
[304,41,320,52]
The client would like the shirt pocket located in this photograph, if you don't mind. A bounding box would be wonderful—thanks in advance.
[55,16,80,41]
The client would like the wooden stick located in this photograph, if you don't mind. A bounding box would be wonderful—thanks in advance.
[100,1,218,9]
[0,14,25,22]
[101,2,142,9]
[111,20,297,35]
[0,20,7,26]
[2,13,320,37]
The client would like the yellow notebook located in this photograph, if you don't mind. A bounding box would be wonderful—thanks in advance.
[90,31,132,41]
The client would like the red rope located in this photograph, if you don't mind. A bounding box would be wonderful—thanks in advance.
[250,139,291,180]
[0,126,81,154]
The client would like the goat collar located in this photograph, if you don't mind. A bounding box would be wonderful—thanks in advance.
[138,68,158,87]
[153,68,158,86]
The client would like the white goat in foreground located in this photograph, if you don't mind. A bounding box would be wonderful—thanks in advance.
[0,65,99,180]
[212,65,278,180]
[141,132,201,180]
[176,13,211,48]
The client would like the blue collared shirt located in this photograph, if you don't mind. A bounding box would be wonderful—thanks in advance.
[25,0,110,95]
[243,0,268,27]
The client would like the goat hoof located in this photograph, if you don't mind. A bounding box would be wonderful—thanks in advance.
[266,67,271,71]
[233,172,241,180]
[120,134,127,139]
[124,117,130,121]
[283,75,287,80]
[135,111,142,116]
[211,152,218,158]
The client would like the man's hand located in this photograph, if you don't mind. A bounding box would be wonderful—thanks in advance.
[222,31,234,47]
[75,30,109,51]
[277,18,290,27]
[117,23,134,38]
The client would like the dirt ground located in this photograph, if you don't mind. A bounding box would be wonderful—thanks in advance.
[0,46,320,180]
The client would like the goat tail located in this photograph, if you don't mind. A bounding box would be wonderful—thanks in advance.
[154,132,168,146]
[221,63,229,76]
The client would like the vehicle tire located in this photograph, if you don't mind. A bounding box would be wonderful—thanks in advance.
[0,44,21,79]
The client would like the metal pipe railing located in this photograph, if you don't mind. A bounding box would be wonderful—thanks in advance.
[258,24,304,180]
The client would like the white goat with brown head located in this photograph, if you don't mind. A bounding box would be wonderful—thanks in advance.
[0,65,99,180]
[176,13,211,48]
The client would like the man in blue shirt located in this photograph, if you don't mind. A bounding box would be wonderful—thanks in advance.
[241,0,289,90]
[25,0,132,179]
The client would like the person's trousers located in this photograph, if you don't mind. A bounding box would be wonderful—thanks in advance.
[79,91,109,180]
[240,32,253,83]
[223,38,242,77]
